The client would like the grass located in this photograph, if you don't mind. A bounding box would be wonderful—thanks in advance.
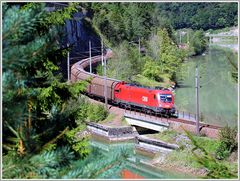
[148,129,220,152]
[164,149,202,169]
[150,129,221,169]
[150,129,237,177]
[132,74,172,88]
[192,135,220,153]
[121,117,129,126]
[99,113,116,123]
[147,130,178,144]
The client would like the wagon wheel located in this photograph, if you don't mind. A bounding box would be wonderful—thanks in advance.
[125,104,131,110]
[142,108,148,114]
[146,109,152,115]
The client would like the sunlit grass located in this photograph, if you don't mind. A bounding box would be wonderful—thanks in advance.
[132,74,172,88]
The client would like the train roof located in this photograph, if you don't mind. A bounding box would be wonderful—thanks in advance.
[123,82,171,92]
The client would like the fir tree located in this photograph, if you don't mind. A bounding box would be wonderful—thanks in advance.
[2,3,91,179]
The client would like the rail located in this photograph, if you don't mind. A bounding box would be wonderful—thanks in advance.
[123,106,197,122]
[123,106,222,130]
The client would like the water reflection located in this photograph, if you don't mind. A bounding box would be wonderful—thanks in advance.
[175,46,238,126]
[89,138,190,179]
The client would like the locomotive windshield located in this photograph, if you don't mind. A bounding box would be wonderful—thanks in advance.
[159,94,172,103]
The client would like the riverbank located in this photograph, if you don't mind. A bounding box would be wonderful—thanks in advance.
[87,124,237,179]
[88,111,235,178]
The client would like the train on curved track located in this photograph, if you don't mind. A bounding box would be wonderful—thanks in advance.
[71,51,176,115]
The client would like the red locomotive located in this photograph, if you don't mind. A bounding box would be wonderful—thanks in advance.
[114,82,175,114]
[71,55,175,115]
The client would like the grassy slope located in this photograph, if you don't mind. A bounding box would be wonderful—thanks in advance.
[147,130,238,177]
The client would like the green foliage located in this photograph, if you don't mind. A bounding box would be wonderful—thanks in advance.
[96,64,104,76]
[87,104,108,122]
[132,74,171,88]
[142,58,162,81]
[3,146,75,179]
[184,130,237,179]
[215,126,238,160]
[44,143,57,152]
[3,144,131,179]
[20,2,79,26]
[63,96,89,125]
[64,125,91,158]
[2,3,91,179]
[105,28,185,85]
[62,147,131,178]
[91,3,155,45]
[107,41,144,81]
[189,30,207,56]
[147,28,186,81]
[156,3,238,30]
[45,3,79,25]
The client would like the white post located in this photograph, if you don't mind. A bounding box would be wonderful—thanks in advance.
[89,40,92,73]
[67,43,70,82]
[180,32,182,44]
[138,38,141,63]
[104,56,108,109]
[101,40,104,66]
[195,65,200,135]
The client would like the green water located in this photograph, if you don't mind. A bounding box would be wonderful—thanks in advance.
[88,138,190,179]
[175,46,238,127]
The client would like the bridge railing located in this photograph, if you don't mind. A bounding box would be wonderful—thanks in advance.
[124,107,197,122]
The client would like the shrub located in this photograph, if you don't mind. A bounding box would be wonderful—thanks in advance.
[63,96,89,125]
[64,125,90,158]
[184,129,237,179]
[87,104,108,122]
[215,126,238,160]
[142,59,163,82]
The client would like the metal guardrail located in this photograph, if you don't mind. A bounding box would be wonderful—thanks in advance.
[123,106,197,122]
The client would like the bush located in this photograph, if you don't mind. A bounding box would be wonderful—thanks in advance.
[63,96,89,125]
[215,126,238,160]
[189,30,207,56]
[142,59,163,82]
[87,104,108,122]
[64,125,90,158]
[184,129,237,179]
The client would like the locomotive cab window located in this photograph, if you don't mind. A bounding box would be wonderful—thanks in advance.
[154,95,156,100]
[115,89,121,93]
[159,94,172,102]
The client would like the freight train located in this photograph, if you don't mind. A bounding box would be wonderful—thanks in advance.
[71,53,175,115]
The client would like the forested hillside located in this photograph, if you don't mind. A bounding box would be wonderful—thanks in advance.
[156,2,238,30]
[88,2,237,46]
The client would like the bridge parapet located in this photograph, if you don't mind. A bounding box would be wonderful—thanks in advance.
[124,112,169,132]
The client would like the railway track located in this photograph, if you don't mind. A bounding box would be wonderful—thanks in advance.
[71,51,222,138]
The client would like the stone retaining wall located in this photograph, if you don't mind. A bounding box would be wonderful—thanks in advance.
[136,135,179,153]
[87,122,135,141]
